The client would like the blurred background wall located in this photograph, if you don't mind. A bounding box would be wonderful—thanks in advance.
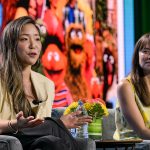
[0,0,149,108]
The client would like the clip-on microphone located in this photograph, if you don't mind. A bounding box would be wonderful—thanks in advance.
[32,99,46,105]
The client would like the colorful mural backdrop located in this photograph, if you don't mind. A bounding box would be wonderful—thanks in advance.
[0,0,118,108]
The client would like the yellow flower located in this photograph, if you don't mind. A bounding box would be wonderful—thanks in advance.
[101,103,109,116]
[64,102,78,115]
[84,102,92,110]
[64,100,109,118]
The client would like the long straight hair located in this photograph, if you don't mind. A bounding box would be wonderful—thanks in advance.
[131,33,150,106]
[0,16,41,117]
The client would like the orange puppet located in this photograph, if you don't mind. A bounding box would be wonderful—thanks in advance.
[65,23,91,100]
[41,44,73,108]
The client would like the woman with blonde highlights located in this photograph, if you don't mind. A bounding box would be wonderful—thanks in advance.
[0,16,92,150]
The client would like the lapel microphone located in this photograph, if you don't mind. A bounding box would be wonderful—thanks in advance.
[32,99,46,105]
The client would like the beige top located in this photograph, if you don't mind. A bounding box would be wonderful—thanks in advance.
[0,71,54,120]
[113,76,150,140]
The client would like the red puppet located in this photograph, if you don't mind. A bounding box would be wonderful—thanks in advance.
[102,47,115,102]
[41,44,73,108]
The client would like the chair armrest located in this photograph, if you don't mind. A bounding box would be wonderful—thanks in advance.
[102,109,116,140]
[0,135,23,150]
[76,138,96,150]
[135,140,150,150]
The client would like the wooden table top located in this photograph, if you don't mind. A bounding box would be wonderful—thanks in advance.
[95,139,143,148]
[95,139,143,143]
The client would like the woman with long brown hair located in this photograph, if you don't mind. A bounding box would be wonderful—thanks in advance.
[0,16,92,150]
[114,33,150,140]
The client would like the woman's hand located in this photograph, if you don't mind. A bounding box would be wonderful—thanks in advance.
[16,111,44,130]
[60,110,92,129]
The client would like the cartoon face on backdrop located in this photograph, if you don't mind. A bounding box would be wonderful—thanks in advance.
[103,47,115,86]
[102,47,116,103]
[65,23,86,69]
[41,44,67,87]
[64,23,91,99]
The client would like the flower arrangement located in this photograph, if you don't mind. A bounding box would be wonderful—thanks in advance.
[64,98,108,118]
[64,98,109,139]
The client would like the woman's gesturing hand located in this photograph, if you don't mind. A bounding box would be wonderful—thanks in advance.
[16,111,44,129]
[60,110,92,129]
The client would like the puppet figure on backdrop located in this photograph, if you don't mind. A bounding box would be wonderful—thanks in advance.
[94,24,117,103]
[64,23,91,100]
[0,0,28,33]
[63,0,85,31]
[64,0,95,87]
[41,44,73,108]
[102,47,115,104]
[102,28,118,75]
[102,28,118,105]
[28,0,64,45]
[62,0,93,36]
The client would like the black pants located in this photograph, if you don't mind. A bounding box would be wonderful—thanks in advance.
[9,118,80,150]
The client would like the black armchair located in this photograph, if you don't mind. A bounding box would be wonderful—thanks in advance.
[0,135,23,150]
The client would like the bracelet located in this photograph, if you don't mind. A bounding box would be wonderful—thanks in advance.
[8,120,18,134]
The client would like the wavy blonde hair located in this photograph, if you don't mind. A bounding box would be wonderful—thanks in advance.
[0,16,40,117]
